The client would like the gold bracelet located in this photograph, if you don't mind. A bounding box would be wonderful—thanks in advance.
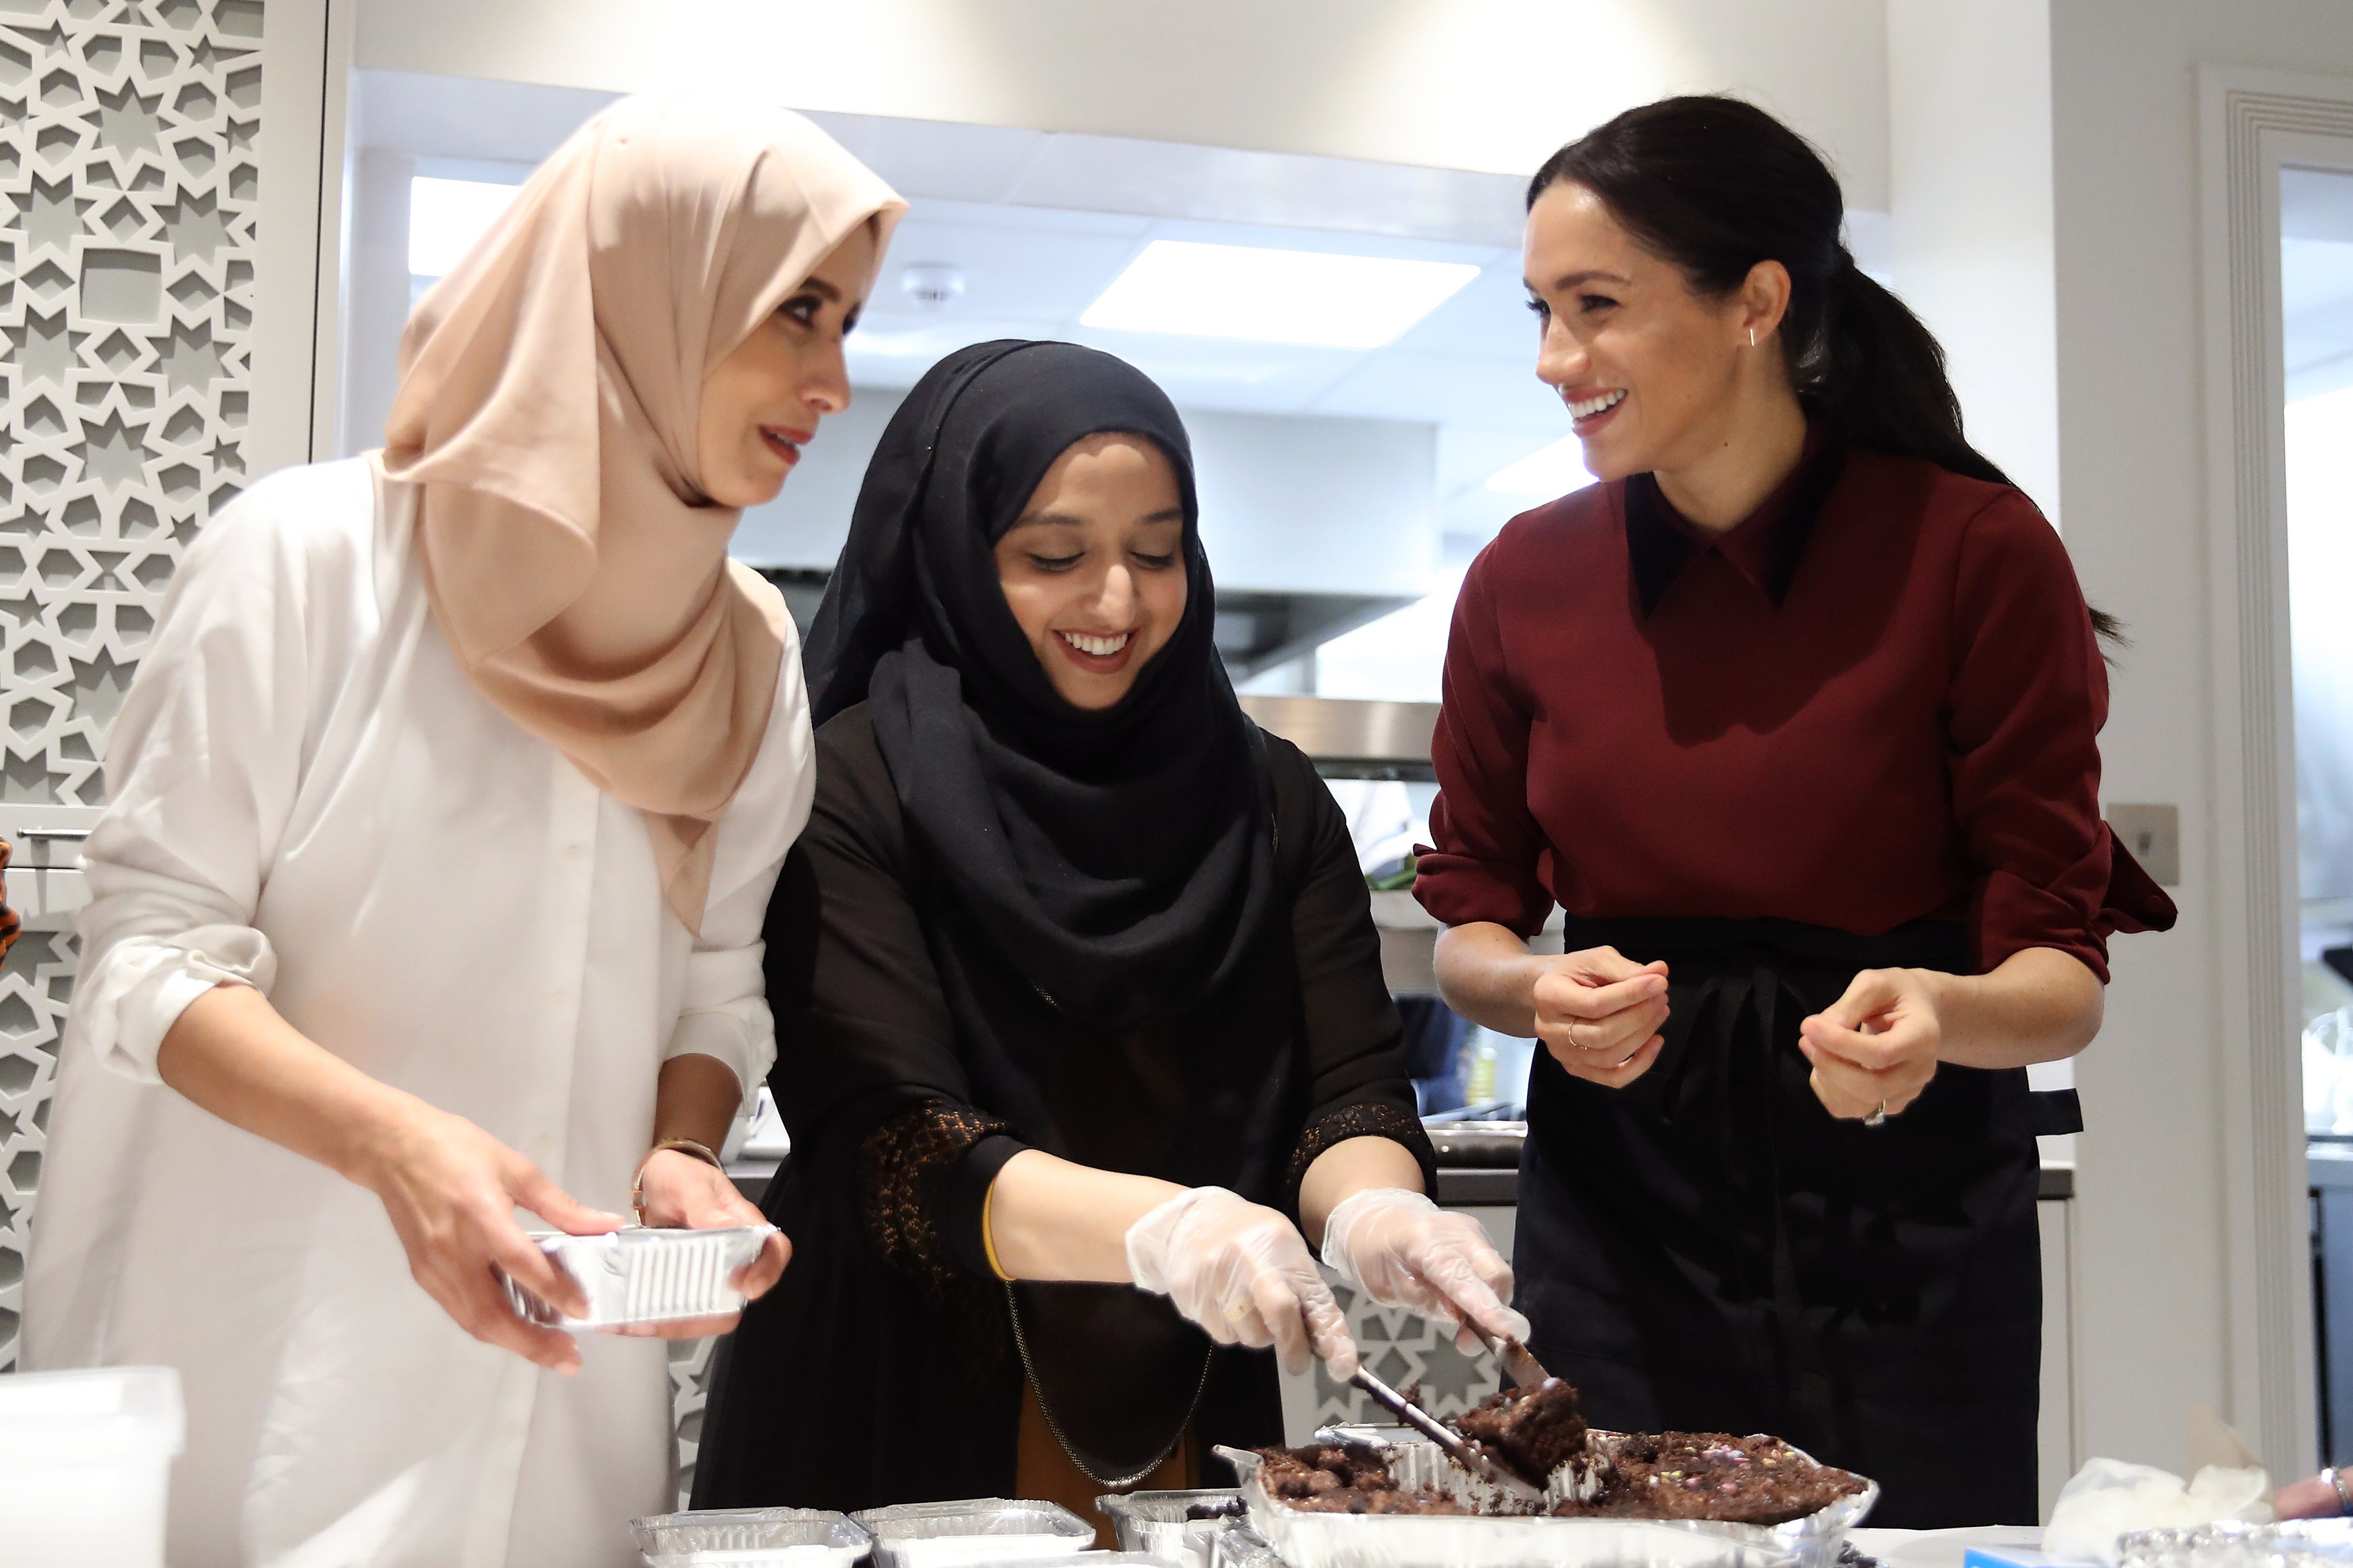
[631,1138,725,1223]
[980,1181,1010,1283]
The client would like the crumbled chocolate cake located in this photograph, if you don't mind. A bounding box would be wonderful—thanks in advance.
[1556,1433,1868,1526]
[1453,1377,1589,1484]
[1252,1443,1473,1516]
[1256,1416,1865,1526]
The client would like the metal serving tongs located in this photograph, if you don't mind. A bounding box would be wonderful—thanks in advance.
[1347,1363,1546,1505]
[1463,1324,1553,1390]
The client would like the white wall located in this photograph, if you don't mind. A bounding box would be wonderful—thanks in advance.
[734,389,1441,596]
[1885,0,2063,520]
[350,0,1891,204]
[2045,0,2353,1477]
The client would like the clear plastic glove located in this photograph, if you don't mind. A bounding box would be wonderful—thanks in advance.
[1126,1186,1360,1378]
[1320,1187,1530,1354]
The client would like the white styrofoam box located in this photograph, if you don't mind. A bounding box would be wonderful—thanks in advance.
[0,1365,186,1568]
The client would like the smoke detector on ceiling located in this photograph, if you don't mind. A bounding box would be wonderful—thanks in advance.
[900,263,966,308]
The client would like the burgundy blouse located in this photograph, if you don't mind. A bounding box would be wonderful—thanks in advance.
[1413,437,2175,980]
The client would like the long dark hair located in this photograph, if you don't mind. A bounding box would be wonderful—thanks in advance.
[1529,95,2124,647]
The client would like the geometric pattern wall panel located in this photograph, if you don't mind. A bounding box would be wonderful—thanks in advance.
[1298,1281,1504,1431]
[0,0,265,1371]
[0,925,72,1372]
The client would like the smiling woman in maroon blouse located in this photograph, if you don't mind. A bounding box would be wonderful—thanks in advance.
[1417,96,2176,1526]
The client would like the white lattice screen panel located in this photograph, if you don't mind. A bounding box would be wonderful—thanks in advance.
[0,0,264,1371]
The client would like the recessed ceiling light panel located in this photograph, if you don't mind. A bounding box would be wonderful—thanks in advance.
[1081,240,1480,349]
[1485,435,1594,496]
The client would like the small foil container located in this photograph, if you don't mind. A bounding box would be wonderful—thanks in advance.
[1096,1489,1247,1567]
[1222,1432,1877,1568]
[502,1224,776,1331]
[628,1505,870,1567]
[851,1499,1095,1568]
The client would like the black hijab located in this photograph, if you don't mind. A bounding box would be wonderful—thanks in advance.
[804,341,1275,1028]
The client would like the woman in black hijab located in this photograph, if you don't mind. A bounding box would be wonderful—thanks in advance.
[693,342,1523,1524]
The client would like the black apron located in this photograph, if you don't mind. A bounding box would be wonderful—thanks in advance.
[1513,916,2076,1527]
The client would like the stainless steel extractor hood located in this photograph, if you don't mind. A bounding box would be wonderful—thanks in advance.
[1236,695,1438,780]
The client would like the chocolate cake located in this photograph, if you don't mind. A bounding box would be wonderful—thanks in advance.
[1253,1443,1472,1516]
[1453,1377,1589,1484]
[1255,1391,1866,1527]
[1556,1433,1868,1526]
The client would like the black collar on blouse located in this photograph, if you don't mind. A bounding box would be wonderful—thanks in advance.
[1623,435,1848,617]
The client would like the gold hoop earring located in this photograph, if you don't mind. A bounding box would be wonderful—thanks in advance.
[1748,328,1757,347]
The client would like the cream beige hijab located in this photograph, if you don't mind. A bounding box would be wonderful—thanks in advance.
[382,95,904,933]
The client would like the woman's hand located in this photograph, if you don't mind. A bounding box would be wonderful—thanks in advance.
[1798,967,1943,1120]
[1320,1187,1529,1353]
[620,1148,791,1340]
[1126,1186,1360,1378]
[358,1103,625,1374]
[1532,946,1671,1088]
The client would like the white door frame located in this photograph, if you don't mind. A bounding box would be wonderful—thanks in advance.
[2197,63,2353,1471]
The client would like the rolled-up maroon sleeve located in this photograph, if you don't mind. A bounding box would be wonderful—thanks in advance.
[1947,494,2176,982]
[1414,544,1555,938]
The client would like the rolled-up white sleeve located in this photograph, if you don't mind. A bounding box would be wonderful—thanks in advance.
[664,939,772,1103]
[666,852,787,1100]
[70,495,315,1083]
[662,602,813,1104]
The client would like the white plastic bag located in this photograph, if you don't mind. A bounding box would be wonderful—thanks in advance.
[2044,1459,2275,1565]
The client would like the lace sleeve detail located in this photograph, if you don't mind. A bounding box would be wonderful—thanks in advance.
[856,1100,1015,1288]
[1283,1099,1439,1213]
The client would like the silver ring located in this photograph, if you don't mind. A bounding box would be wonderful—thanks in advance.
[1863,1101,1889,1128]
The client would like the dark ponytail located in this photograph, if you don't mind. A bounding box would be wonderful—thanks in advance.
[1529,96,2124,648]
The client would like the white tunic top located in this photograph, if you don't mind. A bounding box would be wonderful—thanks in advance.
[24,456,813,1568]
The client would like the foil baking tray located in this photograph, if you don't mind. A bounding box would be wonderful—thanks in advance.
[629,1505,870,1567]
[1210,1524,1284,1568]
[851,1499,1095,1568]
[1221,1432,1877,1568]
[1097,1489,1247,1567]
[502,1224,777,1331]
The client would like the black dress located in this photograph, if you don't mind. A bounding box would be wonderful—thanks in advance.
[692,705,1434,1511]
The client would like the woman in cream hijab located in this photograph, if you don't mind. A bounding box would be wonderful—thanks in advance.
[25,96,902,1567]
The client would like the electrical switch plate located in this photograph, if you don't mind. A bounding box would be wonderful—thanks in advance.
[2105,803,2180,885]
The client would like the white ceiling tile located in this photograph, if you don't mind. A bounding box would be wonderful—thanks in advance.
[1006,131,1526,247]
[866,214,1142,323]
[1066,327,1368,415]
[1308,348,1561,427]
[1384,259,1542,361]
[1137,215,1496,268]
